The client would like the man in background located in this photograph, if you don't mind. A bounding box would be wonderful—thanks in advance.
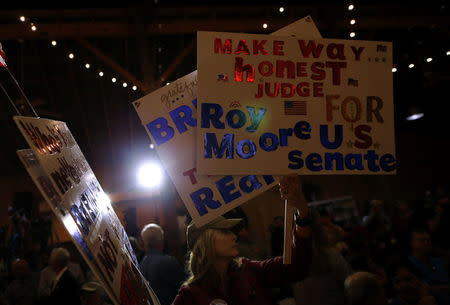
[140,223,186,305]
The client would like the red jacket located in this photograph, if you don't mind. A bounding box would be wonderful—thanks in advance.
[172,231,312,305]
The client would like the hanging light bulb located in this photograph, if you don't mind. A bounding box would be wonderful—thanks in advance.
[279,7,285,13]
[408,63,414,69]
[348,4,354,10]
[392,67,397,72]
[99,71,104,77]
[68,53,74,59]
[122,82,127,87]
[31,24,37,31]
[112,77,117,83]
[350,19,356,25]
[19,16,26,22]
[51,40,57,46]
[263,23,268,29]
[132,85,137,91]
[349,32,356,38]
[85,63,90,69]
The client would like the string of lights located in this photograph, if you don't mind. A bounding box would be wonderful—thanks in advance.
[18,15,140,92]
[345,1,449,75]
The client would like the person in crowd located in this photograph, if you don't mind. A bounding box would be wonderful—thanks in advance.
[390,200,414,255]
[47,247,81,305]
[172,174,312,305]
[408,228,449,294]
[292,208,352,305]
[140,223,187,305]
[387,259,450,305]
[344,271,388,305]
[318,209,347,250]
[80,281,111,305]
[38,246,84,301]
[4,259,38,305]
[128,236,145,263]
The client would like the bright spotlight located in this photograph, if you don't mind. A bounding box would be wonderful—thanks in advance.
[406,113,424,121]
[138,163,162,188]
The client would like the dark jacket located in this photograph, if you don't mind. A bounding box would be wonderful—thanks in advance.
[49,269,81,305]
[172,230,312,305]
[140,249,187,305]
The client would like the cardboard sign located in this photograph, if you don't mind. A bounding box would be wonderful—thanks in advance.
[196,32,395,175]
[133,17,322,227]
[14,117,158,305]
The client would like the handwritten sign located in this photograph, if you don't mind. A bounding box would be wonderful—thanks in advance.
[14,117,157,305]
[196,32,395,175]
[133,17,322,226]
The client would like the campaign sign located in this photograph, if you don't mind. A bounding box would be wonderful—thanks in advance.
[133,17,322,226]
[196,32,396,175]
[14,117,157,305]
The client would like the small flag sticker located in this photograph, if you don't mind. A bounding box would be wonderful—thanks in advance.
[284,101,306,115]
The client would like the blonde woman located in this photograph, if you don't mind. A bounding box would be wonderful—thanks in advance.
[172,175,312,305]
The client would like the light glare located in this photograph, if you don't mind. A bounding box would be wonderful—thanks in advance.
[392,67,397,72]
[350,19,356,25]
[51,40,57,46]
[112,77,117,83]
[426,57,432,62]
[279,7,284,12]
[19,16,26,22]
[348,4,354,10]
[408,63,414,68]
[406,113,424,121]
[263,23,268,29]
[350,32,356,38]
[138,163,162,188]
[99,71,104,77]
[85,63,90,69]
[132,85,137,91]
[68,53,74,59]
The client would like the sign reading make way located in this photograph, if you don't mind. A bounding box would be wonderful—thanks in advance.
[196,31,396,175]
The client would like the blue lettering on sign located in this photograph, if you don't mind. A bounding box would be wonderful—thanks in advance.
[146,117,175,145]
[189,175,276,216]
[190,187,222,216]
[216,175,242,203]
[169,105,197,134]
[204,133,234,159]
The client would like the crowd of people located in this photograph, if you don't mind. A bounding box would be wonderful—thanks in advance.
[1,179,449,305]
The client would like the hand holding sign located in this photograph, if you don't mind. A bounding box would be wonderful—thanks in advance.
[280,174,307,213]
[279,174,309,264]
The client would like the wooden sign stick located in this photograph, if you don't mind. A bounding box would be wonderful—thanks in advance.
[283,199,294,264]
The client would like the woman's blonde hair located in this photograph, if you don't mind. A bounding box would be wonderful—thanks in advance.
[184,229,240,291]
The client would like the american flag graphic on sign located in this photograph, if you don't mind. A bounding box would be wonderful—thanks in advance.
[284,101,307,115]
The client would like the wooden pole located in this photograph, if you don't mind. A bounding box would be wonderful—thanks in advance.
[283,200,294,264]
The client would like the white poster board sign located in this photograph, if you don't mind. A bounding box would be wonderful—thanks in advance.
[196,32,395,175]
[133,17,322,226]
[14,117,158,305]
